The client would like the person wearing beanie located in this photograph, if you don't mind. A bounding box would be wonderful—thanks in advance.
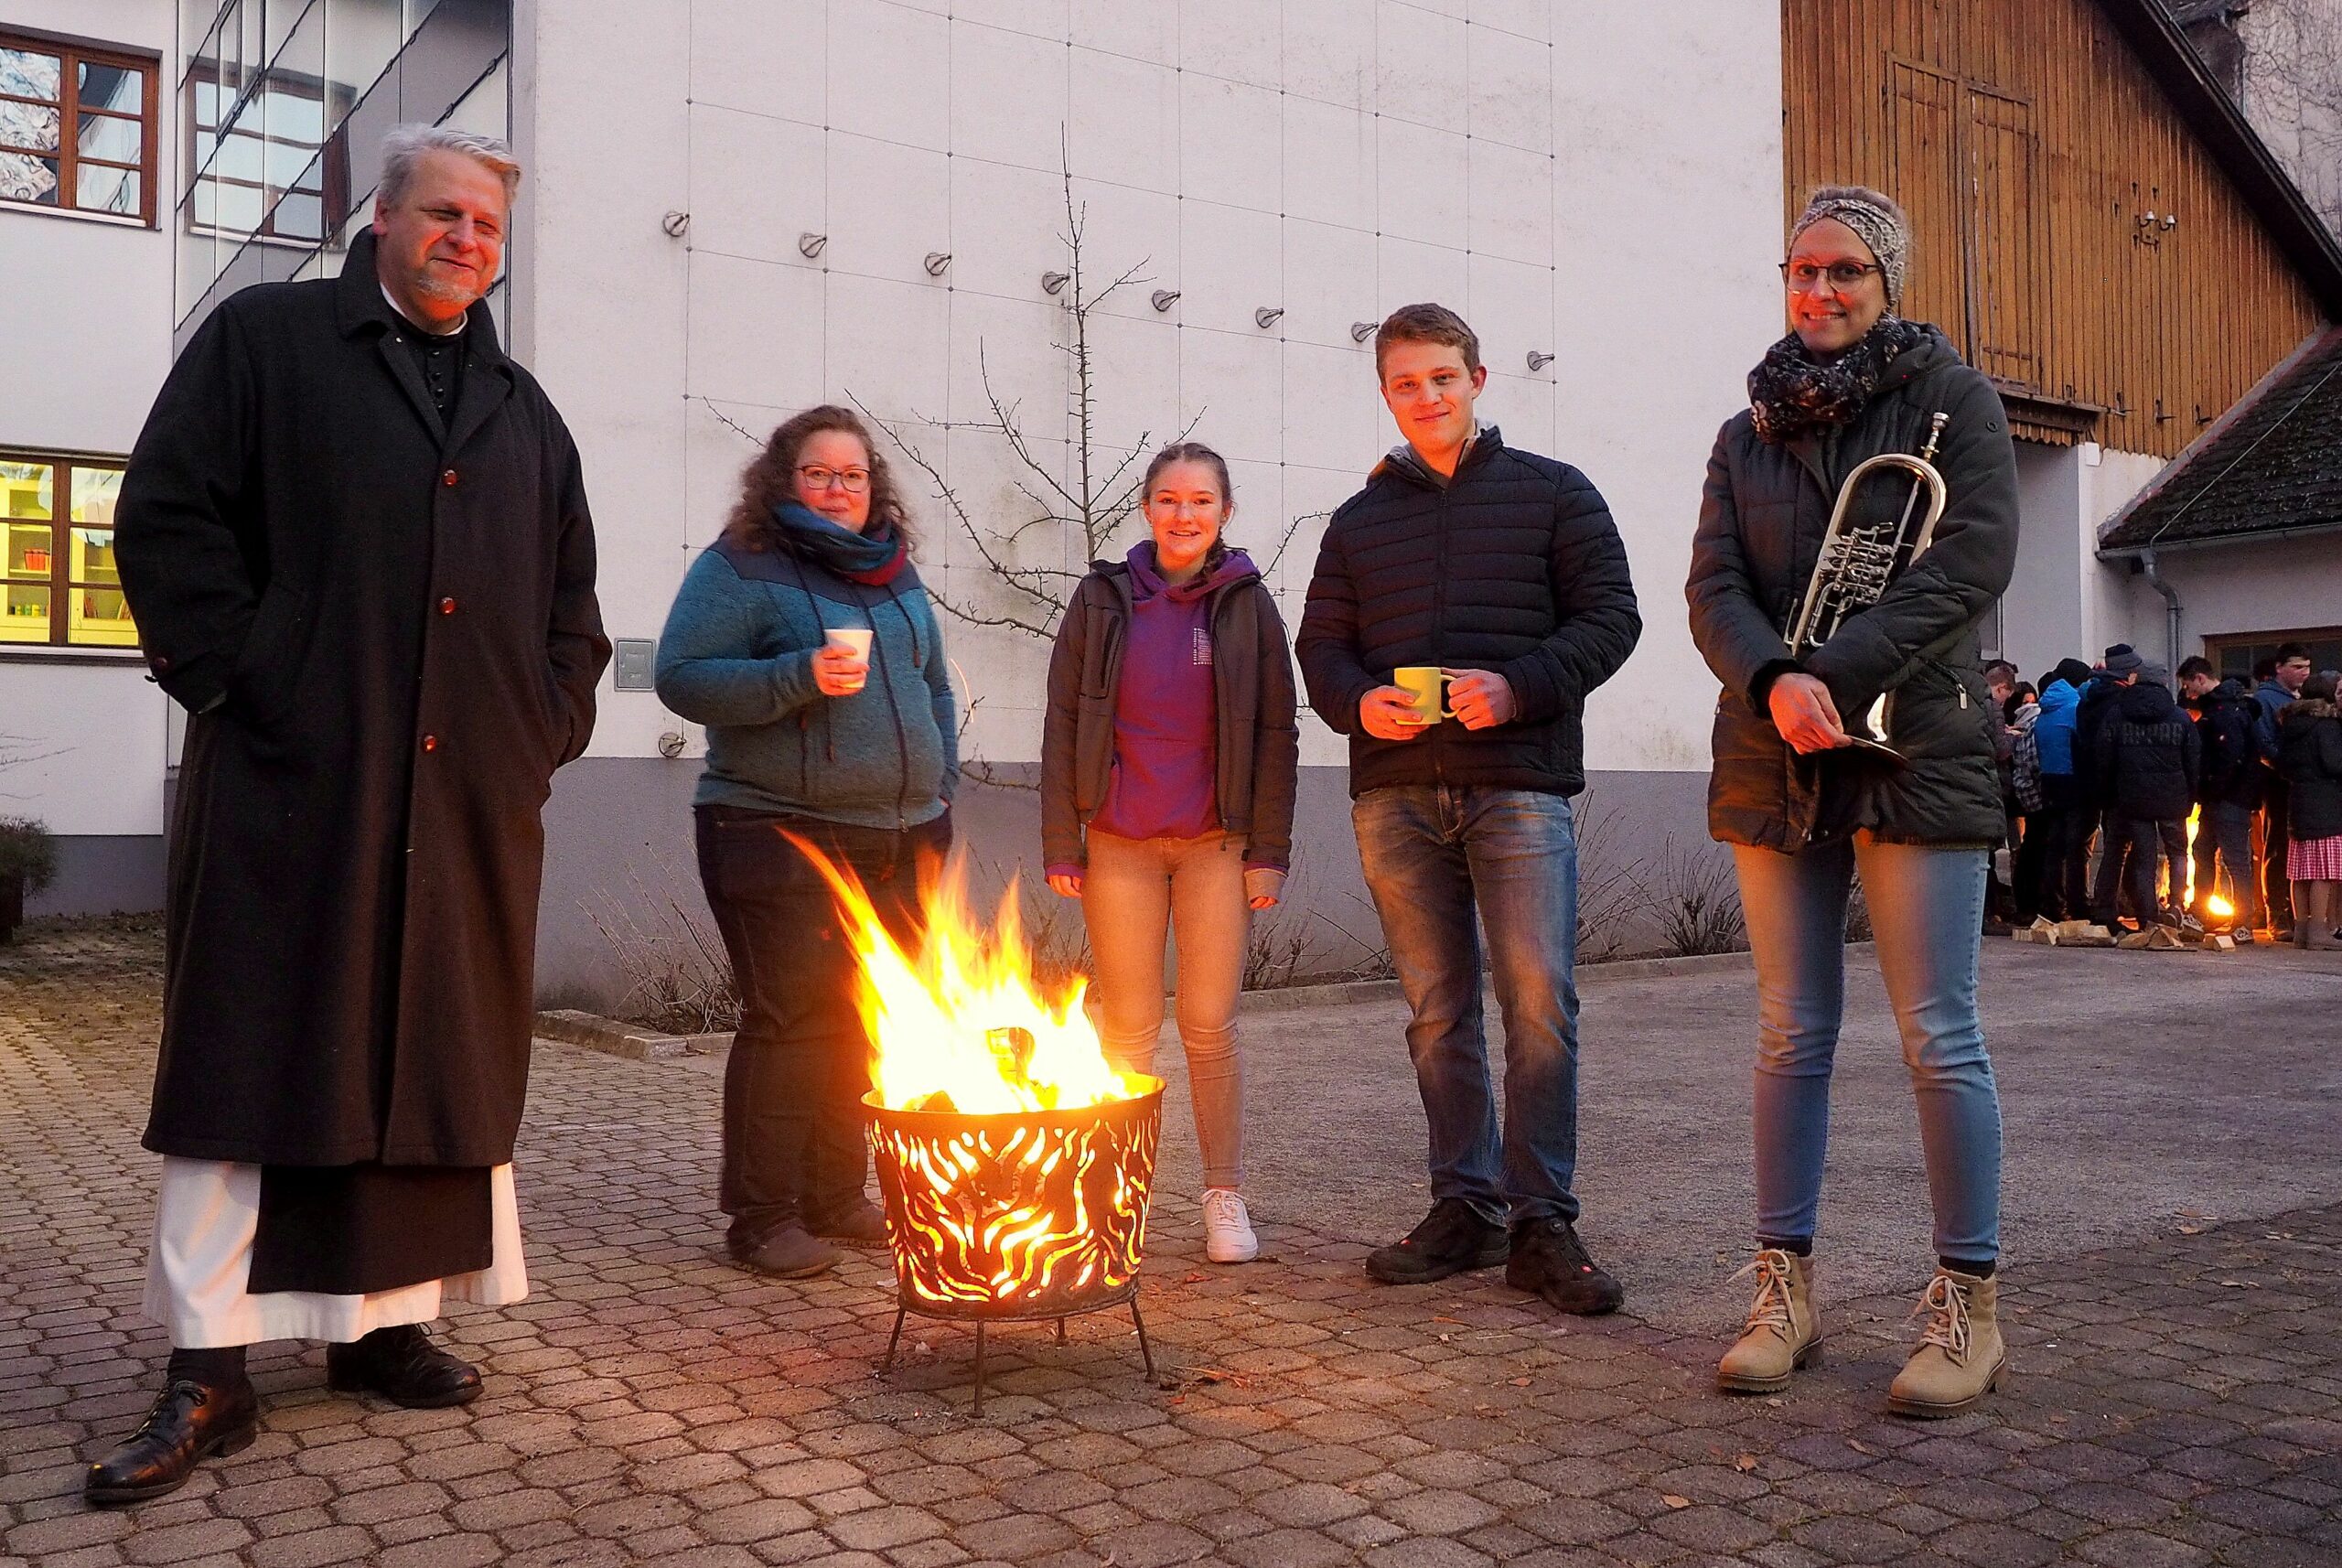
[2078,646,2144,923]
[1042,443,1299,1265]
[2092,662,2198,929]
[1690,183,2016,1417]
[2034,658,2096,919]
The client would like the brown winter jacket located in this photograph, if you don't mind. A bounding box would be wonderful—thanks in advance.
[1041,555,1300,873]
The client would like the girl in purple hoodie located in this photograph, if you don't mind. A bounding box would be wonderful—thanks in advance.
[1041,444,1301,1263]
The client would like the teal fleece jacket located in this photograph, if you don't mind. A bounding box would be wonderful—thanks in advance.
[654,537,957,829]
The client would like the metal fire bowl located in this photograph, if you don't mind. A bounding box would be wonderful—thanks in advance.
[864,1080,1166,1324]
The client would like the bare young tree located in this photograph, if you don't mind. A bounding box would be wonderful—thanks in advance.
[2239,0,2342,237]
[849,156,1188,642]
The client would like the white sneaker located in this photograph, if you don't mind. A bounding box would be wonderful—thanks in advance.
[1202,1188,1258,1264]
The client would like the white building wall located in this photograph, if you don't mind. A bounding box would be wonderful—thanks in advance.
[523,0,1783,779]
[0,0,178,912]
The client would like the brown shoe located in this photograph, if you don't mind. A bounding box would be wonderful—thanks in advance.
[1717,1249,1821,1394]
[1887,1266,2006,1418]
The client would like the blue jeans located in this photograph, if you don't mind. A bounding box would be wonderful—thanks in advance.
[1732,834,2002,1262]
[1354,787,1582,1226]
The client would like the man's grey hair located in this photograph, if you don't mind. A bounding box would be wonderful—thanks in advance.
[378,124,521,209]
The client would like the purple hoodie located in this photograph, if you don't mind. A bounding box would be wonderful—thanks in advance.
[1084,542,1258,845]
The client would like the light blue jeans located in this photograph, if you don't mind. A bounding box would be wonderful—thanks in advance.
[1354,787,1582,1226]
[1731,834,2002,1262]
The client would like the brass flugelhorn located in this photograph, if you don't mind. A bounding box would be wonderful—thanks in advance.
[1784,410,1950,760]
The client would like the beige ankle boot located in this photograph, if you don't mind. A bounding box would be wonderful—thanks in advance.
[1887,1266,2005,1417]
[1717,1249,1821,1393]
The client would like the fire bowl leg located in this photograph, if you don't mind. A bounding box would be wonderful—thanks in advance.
[1130,1297,1155,1379]
[972,1323,987,1417]
[1055,1317,1068,1347]
[880,1306,907,1375]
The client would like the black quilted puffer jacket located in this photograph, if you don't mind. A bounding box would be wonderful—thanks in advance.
[1295,427,1642,797]
[1686,326,2019,850]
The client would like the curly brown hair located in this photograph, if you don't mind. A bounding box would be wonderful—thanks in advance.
[720,404,917,554]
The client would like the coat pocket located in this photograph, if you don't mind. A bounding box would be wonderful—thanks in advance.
[224,585,312,730]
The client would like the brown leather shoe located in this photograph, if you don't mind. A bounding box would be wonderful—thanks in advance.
[85,1378,259,1507]
[326,1325,483,1409]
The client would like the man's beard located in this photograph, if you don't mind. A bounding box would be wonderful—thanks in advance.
[412,263,491,309]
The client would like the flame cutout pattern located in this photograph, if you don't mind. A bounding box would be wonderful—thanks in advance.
[868,1090,1164,1317]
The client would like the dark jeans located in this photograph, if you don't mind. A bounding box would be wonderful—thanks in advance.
[1353,786,1582,1227]
[2090,808,2129,922]
[2262,779,2294,928]
[693,803,949,1252]
[2010,810,2049,924]
[2115,816,2188,924]
[2191,800,2261,929]
[2040,774,2092,920]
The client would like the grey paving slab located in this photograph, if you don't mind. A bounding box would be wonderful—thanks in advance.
[2,918,2337,1567]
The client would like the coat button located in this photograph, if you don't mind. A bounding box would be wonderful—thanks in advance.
[422,734,440,753]
[152,653,171,671]
[442,468,458,487]
[439,596,457,616]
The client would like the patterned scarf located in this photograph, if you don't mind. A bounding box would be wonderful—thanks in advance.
[1746,316,1929,445]
[768,500,908,585]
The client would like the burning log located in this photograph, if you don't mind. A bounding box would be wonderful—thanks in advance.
[789,841,1165,1412]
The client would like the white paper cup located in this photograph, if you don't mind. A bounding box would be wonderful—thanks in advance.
[824,628,873,692]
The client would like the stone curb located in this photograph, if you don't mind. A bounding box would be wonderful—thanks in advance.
[533,1007,729,1060]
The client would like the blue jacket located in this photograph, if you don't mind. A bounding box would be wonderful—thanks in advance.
[2035,677,2081,776]
[655,534,957,830]
[2254,679,2294,765]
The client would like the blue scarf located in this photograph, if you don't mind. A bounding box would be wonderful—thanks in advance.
[768,500,907,585]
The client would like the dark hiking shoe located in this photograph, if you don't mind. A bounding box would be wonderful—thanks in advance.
[730,1222,841,1279]
[85,1378,259,1506]
[807,1197,890,1250]
[1507,1217,1626,1315]
[1364,1197,1509,1284]
[326,1324,482,1409]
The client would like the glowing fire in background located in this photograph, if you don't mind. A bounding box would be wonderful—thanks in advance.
[790,841,1162,1315]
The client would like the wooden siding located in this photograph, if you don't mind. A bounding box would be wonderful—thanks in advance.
[1783,0,2327,456]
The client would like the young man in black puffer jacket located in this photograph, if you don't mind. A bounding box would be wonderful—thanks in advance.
[2181,658,2262,938]
[2092,663,2199,929]
[1297,304,1641,1314]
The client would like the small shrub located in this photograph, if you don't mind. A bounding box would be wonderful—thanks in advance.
[1843,874,1874,943]
[1573,801,1646,963]
[584,864,740,1035]
[1639,837,1747,958]
[0,818,59,896]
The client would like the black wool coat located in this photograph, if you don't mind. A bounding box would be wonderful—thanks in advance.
[1687,326,2018,851]
[1295,428,1642,797]
[115,229,610,1167]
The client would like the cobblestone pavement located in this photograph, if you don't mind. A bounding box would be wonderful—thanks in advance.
[4,919,2338,1568]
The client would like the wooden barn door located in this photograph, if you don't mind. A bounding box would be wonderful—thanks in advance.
[1965,86,2044,391]
[1888,59,1967,337]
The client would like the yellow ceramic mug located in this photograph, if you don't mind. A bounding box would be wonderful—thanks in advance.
[1392,666,1453,726]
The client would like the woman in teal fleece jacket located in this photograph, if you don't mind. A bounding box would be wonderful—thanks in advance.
[655,405,956,1281]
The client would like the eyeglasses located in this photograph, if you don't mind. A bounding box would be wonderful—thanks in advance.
[1779,260,1884,292]
[796,465,872,493]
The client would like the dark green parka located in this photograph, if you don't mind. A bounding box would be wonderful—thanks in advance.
[1687,326,2019,851]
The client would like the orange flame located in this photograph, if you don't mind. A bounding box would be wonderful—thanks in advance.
[786,839,1145,1114]
[2205,893,2235,921]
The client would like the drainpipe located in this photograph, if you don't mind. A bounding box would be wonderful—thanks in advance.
[2139,548,2182,676]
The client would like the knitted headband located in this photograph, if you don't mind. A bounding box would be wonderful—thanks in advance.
[1789,186,1910,313]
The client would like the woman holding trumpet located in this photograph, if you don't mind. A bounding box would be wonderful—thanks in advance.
[1687,187,2019,1415]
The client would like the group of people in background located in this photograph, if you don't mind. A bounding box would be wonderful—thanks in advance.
[89,119,2322,1505]
[1989,640,2342,949]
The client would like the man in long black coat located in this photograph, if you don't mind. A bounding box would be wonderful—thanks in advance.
[89,125,608,1506]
